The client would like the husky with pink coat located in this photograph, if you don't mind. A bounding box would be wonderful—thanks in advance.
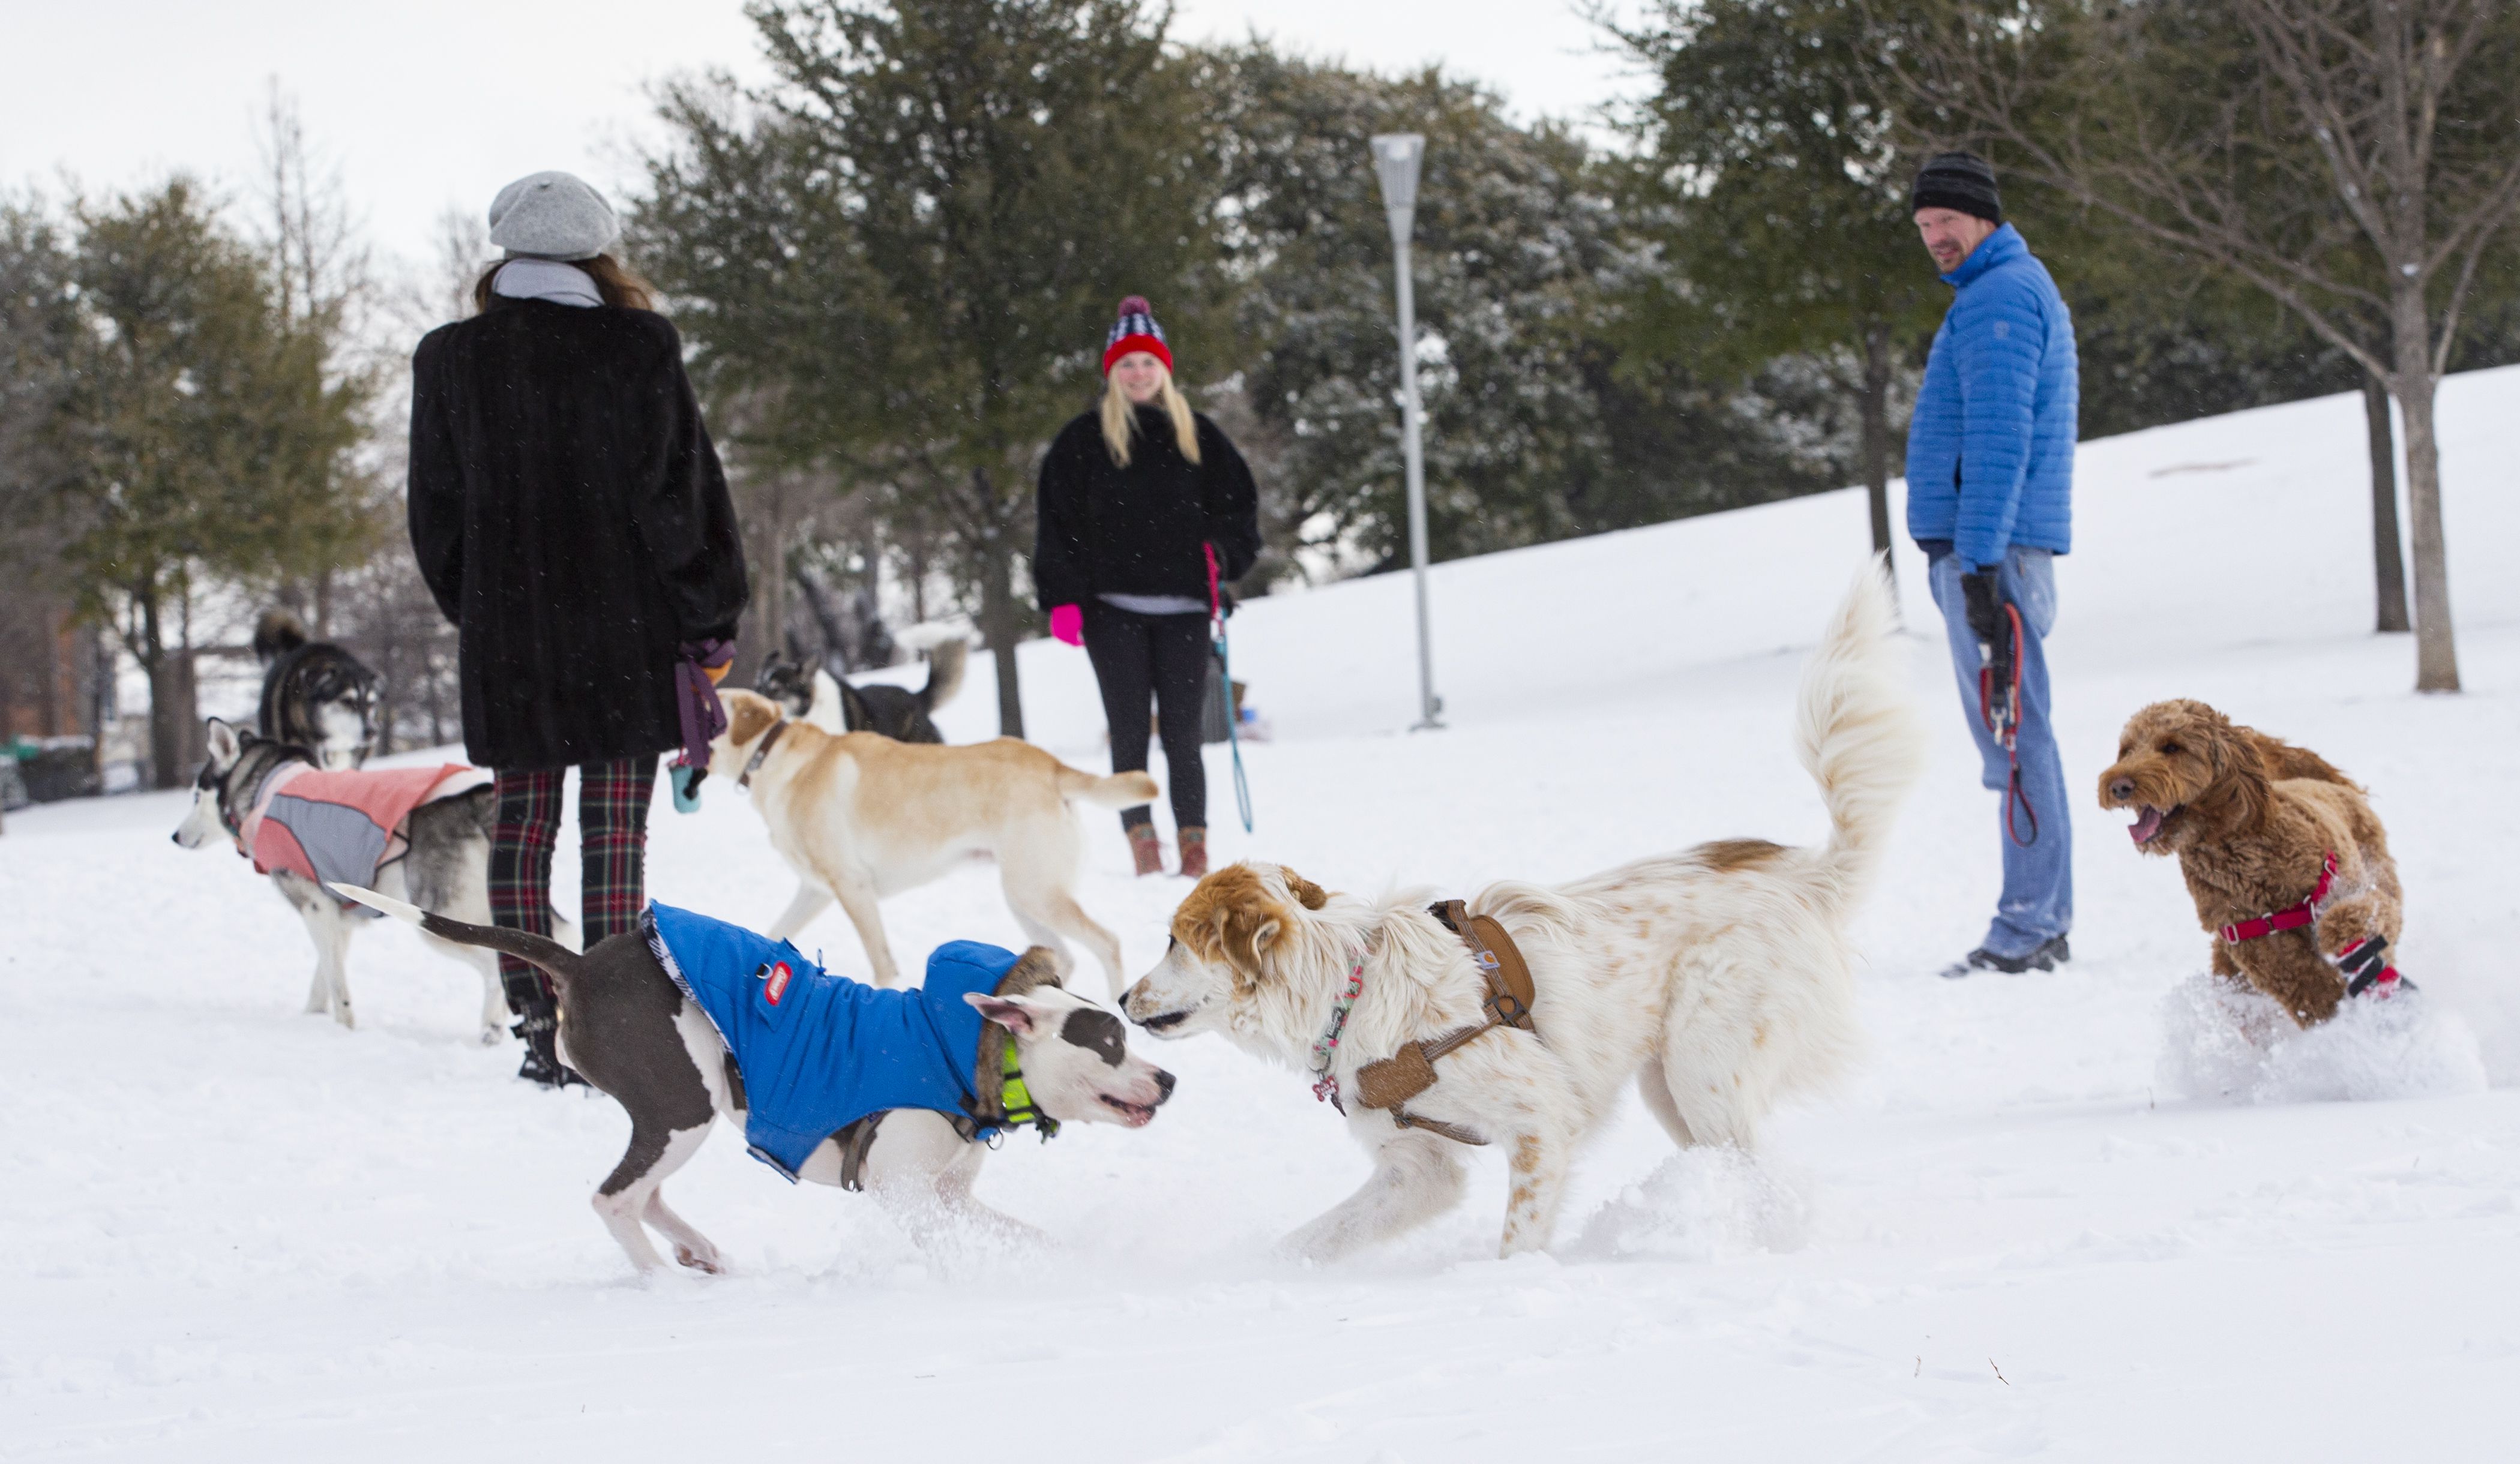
[173,716,578,1041]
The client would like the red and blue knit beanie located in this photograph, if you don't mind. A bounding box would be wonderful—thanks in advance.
[1102,296,1173,376]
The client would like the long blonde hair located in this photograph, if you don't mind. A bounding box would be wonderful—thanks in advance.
[1100,364,1203,468]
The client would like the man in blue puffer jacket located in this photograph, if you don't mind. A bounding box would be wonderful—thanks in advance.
[1904,151,2079,978]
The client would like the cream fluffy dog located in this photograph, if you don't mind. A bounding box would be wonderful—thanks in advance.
[708,689,1156,995]
[1122,565,1925,1259]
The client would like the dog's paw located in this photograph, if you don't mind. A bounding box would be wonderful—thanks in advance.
[674,1244,723,1275]
[478,1025,504,1048]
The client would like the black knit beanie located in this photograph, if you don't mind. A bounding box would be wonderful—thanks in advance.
[1911,151,2002,224]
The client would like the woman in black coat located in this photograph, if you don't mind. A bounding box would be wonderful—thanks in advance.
[408,171,747,1085]
[1035,296,1260,880]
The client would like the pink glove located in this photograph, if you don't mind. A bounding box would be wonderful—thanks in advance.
[1050,604,1083,647]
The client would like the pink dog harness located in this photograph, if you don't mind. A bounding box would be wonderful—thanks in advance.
[2218,850,2339,944]
[2217,850,2404,997]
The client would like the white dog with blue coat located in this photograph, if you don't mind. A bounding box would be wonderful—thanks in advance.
[334,885,1174,1272]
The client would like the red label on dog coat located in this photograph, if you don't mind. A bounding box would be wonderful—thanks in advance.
[765,962,792,1006]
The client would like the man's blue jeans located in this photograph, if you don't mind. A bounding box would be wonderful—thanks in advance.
[1926,547,2073,958]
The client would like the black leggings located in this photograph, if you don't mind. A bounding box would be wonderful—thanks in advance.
[1082,599,1209,831]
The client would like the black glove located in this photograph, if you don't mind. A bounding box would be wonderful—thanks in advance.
[1959,567,2006,648]
[1961,566,2015,698]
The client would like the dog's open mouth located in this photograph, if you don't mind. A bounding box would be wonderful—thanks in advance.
[2128,805,2173,845]
[1098,1094,1159,1127]
[1135,1009,1189,1034]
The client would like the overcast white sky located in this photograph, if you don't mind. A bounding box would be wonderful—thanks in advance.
[1,1,1645,280]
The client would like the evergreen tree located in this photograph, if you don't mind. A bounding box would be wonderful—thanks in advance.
[48,181,371,785]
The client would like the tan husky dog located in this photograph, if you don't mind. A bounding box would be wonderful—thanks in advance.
[708,689,1156,996]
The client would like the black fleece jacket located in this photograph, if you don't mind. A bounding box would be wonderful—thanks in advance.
[1033,405,1262,610]
[407,297,748,770]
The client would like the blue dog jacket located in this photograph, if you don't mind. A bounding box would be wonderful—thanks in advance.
[643,902,1023,1180]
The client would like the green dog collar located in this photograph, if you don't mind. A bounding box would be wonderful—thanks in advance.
[999,1042,1059,1140]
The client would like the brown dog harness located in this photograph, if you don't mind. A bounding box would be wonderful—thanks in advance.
[1350,901,1539,1145]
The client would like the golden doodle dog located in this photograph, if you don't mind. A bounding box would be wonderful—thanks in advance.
[708,689,1157,995]
[2097,698,2405,1024]
[1123,564,1925,1259]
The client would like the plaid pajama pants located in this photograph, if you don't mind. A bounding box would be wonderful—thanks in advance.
[489,757,658,1009]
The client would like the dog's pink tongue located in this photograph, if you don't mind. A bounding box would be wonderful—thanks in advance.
[2129,806,2164,844]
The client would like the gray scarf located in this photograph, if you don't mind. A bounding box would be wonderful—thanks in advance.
[491,257,603,308]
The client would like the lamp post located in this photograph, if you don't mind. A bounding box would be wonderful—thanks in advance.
[1371,132,1442,731]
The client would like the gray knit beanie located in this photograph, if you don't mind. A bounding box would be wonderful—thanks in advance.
[486,171,621,262]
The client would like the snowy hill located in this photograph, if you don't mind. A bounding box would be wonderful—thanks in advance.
[5,370,2519,1460]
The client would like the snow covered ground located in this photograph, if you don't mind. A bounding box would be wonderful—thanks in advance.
[7,369,2519,1460]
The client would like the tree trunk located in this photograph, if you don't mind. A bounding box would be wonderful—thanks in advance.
[736,504,790,688]
[973,470,1026,739]
[1859,322,1897,596]
[2389,287,2459,692]
[136,590,188,789]
[2361,377,2410,634]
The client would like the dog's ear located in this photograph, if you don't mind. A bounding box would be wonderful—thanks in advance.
[203,718,242,769]
[837,680,874,734]
[964,991,1039,1035]
[1173,865,1290,995]
[1279,866,1329,911]
[2197,706,2269,827]
[723,691,778,749]
[1215,897,1285,992]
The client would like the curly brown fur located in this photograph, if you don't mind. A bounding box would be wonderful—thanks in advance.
[2097,699,2401,1025]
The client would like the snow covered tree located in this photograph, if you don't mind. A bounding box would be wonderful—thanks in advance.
[673,0,1225,737]
[1203,49,1624,566]
[1604,0,1947,579]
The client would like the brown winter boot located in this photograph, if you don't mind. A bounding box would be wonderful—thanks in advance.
[1177,826,1210,881]
[1127,823,1165,877]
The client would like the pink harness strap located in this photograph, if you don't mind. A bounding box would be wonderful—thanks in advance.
[2219,850,2339,944]
[2217,850,2406,998]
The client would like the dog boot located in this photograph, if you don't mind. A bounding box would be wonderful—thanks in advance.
[1127,823,1165,878]
[1177,826,1209,880]
[1940,934,2071,979]
[513,1007,588,1090]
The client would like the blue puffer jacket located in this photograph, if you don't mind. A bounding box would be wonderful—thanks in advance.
[1904,224,2079,568]
[643,902,1020,1180]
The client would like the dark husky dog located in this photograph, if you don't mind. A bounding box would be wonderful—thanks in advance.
[756,640,967,745]
[172,718,576,1042]
[254,610,381,770]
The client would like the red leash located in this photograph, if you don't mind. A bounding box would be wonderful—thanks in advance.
[1977,601,2038,846]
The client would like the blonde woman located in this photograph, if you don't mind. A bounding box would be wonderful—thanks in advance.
[1035,296,1261,879]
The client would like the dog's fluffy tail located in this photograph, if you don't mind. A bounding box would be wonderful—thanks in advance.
[329,883,588,991]
[1056,765,1162,809]
[252,609,308,668]
[1796,557,1928,913]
